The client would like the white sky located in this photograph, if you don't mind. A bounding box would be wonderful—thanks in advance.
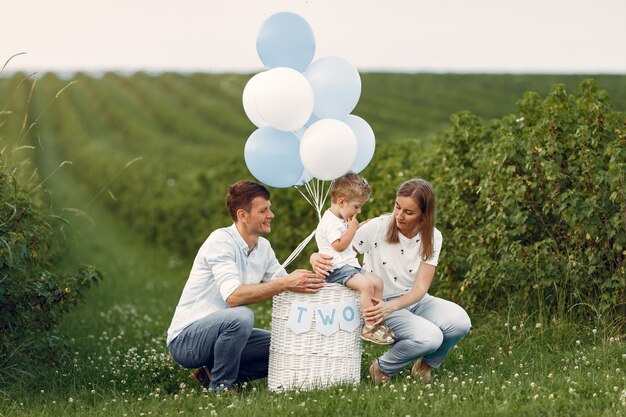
[2,0,626,74]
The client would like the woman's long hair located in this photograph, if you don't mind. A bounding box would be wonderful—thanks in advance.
[386,178,436,261]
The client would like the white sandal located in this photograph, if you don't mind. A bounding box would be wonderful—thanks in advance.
[361,324,396,345]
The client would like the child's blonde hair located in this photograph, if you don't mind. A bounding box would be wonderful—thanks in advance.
[330,172,371,203]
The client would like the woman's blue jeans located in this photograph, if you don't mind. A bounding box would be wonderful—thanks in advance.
[377,293,471,376]
[168,306,270,391]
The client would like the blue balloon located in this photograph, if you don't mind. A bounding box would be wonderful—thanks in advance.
[256,12,316,72]
[344,115,376,173]
[244,127,304,188]
[295,169,314,186]
[305,56,361,120]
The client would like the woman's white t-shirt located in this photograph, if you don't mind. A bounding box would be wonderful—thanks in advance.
[354,214,443,298]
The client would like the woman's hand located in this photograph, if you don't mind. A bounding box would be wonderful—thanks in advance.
[364,297,397,326]
[310,253,333,278]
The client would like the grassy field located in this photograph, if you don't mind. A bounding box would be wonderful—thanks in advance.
[1,73,625,416]
[1,141,624,417]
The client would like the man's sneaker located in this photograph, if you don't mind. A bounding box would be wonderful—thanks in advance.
[192,366,211,389]
[369,359,390,384]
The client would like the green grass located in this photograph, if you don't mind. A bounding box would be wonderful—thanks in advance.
[1,121,624,416]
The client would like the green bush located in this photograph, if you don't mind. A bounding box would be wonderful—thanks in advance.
[0,73,102,372]
[428,79,626,319]
[0,172,101,349]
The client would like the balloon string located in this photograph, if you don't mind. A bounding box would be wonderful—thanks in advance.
[271,179,333,279]
[271,228,316,280]
[306,180,316,211]
[294,185,315,209]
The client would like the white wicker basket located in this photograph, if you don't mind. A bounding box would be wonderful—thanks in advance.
[268,283,363,392]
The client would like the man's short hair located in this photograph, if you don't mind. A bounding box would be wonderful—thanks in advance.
[330,172,371,203]
[226,180,271,221]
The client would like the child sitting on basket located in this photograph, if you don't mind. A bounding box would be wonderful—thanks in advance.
[315,172,396,345]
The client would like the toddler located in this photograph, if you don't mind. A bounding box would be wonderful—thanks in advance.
[315,172,395,344]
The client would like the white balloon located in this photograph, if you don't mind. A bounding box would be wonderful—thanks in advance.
[255,67,314,132]
[344,115,376,173]
[242,72,269,128]
[300,119,357,180]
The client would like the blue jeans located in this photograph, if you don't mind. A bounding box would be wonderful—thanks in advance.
[325,264,364,285]
[376,294,471,376]
[167,306,270,391]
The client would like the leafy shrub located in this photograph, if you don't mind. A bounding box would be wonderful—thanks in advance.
[0,73,102,372]
[0,171,102,347]
[428,79,625,319]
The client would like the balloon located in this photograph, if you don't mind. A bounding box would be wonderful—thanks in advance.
[305,56,361,120]
[294,128,313,184]
[296,169,314,185]
[244,127,304,188]
[256,12,316,72]
[344,115,376,173]
[300,119,357,181]
[255,67,314,132]
[242,72,269,128]
[304,111,319,128]
[295,125,307,140]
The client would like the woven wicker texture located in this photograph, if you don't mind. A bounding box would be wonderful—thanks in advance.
[268,283,363,392]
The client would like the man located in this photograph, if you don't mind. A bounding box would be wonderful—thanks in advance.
[167,180,324,391]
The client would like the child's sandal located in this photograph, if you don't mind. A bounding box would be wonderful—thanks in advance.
[361,324,395,345]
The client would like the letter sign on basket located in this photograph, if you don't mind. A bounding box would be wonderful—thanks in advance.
[339,299,360,332]
[287,303,314,334]
[315,304,340,336]
[286,301,360,336]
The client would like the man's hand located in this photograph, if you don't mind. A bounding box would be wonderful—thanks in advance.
[283,269,325,293]
[310,253,333,278]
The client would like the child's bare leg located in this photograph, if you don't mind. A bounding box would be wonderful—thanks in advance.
[365,273,396,343]
[345,273,375,325]
[367,273,384,300]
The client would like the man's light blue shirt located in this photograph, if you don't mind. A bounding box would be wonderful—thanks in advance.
[167,224,285,345]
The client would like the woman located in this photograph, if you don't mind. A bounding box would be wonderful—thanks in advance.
[312,178,471,383]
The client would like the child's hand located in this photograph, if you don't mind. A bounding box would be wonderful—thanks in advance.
[347,215,360,230]
[310,253,332,277]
